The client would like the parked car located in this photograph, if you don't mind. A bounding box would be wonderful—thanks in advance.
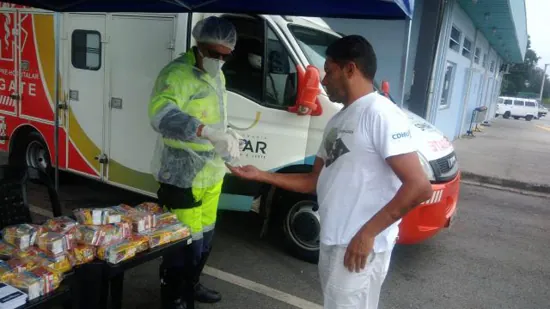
[495,96,538,121]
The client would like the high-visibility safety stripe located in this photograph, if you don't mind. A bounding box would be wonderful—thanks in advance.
[421,190,443,205]
[163,138,214,152]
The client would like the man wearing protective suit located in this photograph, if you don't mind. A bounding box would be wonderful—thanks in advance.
[148,16,240,309]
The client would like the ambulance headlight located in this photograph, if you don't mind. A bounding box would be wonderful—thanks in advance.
[418,152,435,182]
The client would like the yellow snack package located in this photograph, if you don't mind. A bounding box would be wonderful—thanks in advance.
[7,271,43,300]
[0,240,17,259]
[0,260,16,282]
[127,234,149,253]
[97,241,137,264]
[30,266,63,294]
[2,224,39,250]
[68,244,96,266]
[37,232,68,256]
[134,202,164,214]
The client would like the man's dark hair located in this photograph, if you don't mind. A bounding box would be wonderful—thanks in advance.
[326,35,377,81]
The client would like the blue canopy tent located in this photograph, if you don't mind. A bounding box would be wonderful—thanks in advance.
[5,0,414,19]
[2,0,414,189]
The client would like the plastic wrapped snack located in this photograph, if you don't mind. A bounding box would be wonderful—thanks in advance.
[2,224,40,250]
[43,216,78,234]
[97,240,137,264]
[0,240,17,259]
[30,266,63,295]
[156,212,179,227]
[7,271,43,300]
[126,211,155,233]
[0,260,16,282]
[68,244,96,266]
[74,225,121,247]
[113,222,132,239]
[135,202,164,214]
[73,208,121,225]
[166,224,191,242]
[140,228,171,249]
[6,257,39,273]
[37,232,67,256]
[127,234,149,253]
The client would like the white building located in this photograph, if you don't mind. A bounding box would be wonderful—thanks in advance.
[325,0,528,140]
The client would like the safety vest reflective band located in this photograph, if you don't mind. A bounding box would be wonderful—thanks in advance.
[163,138,215,152]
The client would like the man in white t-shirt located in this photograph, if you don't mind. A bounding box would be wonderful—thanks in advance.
[227,35,433,309]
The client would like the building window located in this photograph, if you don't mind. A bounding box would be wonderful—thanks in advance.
[482,53,488,68]
[474,47,481,64]
[71,30,102,71]
[440,61,456,108]
[490,60,495,72]
[462,37,472,59]
[449,26,461,52]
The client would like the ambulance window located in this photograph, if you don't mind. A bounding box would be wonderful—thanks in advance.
[264,27,298,108]
[504,99,512,105]
[497,98,503,104]
[72,30,102,71]
[222,16,297,109]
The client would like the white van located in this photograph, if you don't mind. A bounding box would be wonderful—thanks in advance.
[495,96,538,121]
[0,9,460,263]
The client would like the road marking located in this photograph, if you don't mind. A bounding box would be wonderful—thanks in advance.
[29,204,54,218]
[535,124,550,132]
[203,266,323,309]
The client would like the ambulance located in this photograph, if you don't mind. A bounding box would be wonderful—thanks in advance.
[0,4,460,263]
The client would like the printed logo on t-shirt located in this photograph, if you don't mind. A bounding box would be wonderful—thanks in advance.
[324,127,350,167]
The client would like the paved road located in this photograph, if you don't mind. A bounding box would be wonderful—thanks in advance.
[6,160,548,309]
[454,115,550,187]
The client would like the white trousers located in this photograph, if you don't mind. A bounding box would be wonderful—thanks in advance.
[318,243,394,309]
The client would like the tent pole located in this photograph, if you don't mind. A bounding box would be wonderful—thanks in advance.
[400,17,412,108]
[53,11,60,192]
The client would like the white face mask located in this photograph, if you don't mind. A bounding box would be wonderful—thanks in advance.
[202,57,225,78]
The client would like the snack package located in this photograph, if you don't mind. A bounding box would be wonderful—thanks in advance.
[127,234,149,253]
[6,257,39,273]
[165,224,191,242]
[37,232,67,256]
[113,222,132,239]
[97,240,137,264]
[43,216,78,234]
[126,211,155,233]
[42,253,72,274]
[0,240,17,259]
[156,212,179,227]
[73,208,121,225]
[68,244,96,266]
[0,260,16,282]
[134,202,164,214]
[2,224,39,250]
[30,266,62,294]
[7,271,43,300]
[74,225,121,247]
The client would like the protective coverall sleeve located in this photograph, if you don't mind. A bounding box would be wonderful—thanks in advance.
[149,70,202,142]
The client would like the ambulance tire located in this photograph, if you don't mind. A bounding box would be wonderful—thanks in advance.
[271,189,320,264]
[10,131,53,177]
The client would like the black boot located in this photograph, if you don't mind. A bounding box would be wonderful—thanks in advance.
[193,250,222,303]
[160,265,188,309]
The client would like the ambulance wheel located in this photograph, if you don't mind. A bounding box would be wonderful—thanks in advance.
[271,190,320,264]
[503,111,511,119]
[526,115,533,121]
[10,131,52,176]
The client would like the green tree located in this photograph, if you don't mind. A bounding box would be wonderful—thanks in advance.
[501,36,550,99]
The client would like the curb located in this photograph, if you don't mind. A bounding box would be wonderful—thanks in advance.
[460,171,550,195]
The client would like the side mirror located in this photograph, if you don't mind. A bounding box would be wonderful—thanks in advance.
[288,65,323,116]
[381,80,390,98]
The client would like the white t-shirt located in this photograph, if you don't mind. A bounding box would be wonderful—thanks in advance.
[316,92,417,253]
